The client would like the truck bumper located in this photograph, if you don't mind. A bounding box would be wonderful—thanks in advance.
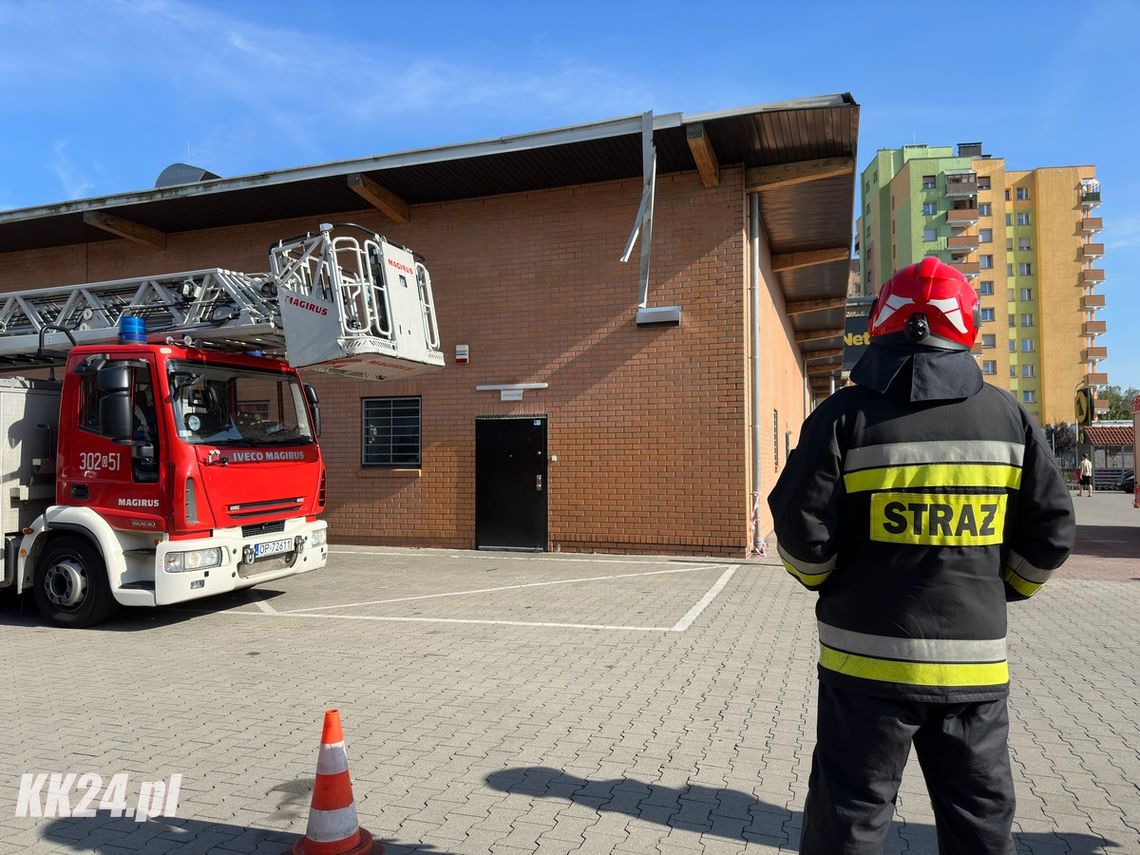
[153,517,327,606]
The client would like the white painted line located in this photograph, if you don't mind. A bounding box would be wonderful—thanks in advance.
[225,610,674,632]
[281,565,719,614]
[330,549,729,566]
[670,565,738,632]
[247,589,278,614]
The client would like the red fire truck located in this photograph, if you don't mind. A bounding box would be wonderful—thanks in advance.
[0,224,442,626]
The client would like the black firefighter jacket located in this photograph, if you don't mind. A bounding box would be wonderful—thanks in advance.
[768,344,1076,704]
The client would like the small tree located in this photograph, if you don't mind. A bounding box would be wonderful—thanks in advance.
[1044,423,1077,457]
[1097,385,1140,421]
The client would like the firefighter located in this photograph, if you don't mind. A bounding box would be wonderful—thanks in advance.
[768,257,1075,854]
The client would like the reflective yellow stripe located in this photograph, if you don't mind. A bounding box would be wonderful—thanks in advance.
[1003,567,1044,598]
[819,643,1009,688]
[843,463,1022,493]
[783,561,831,588]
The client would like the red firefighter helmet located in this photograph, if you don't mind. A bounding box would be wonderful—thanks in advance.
[868,256,980,350]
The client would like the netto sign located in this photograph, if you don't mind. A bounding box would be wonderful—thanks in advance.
[842,315,871,370]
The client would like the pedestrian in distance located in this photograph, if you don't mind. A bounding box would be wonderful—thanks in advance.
[1079,453,1094,497]
[769,257,1076,855]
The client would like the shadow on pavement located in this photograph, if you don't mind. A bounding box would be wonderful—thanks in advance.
[41,811,457,854]
[1074,524,1140,560]
[0,587,288,632]
[486,766,1121,853]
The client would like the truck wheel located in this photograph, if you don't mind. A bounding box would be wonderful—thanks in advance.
[33,536,117,628]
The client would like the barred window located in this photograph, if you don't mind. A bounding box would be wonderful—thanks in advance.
[362,397,421,467]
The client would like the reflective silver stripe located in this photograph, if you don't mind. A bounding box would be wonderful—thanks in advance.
[844,440,1025,472]
[818,621,1007,663]
[316,742,349,775]
[304,804,360,843]
[777,543,836,574]
[1007,550,1053,584]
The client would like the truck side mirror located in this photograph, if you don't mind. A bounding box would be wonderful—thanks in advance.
[96,363,134,441]
[304,383,321,438]
[96,363,131,393]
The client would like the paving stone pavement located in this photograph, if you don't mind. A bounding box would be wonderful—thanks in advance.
[0,497,1136,854]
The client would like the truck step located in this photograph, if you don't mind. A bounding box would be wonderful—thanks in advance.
[119,581,155,591]
[123,548,157,556]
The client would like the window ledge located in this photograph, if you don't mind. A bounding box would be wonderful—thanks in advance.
[357,467,421,477]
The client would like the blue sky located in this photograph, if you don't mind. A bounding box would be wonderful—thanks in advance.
[2,0,1137,388]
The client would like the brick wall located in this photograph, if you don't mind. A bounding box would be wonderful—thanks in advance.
[0,167,759,555]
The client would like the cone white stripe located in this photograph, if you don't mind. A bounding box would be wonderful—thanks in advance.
[316,743,350,775]
[304,804,360,843]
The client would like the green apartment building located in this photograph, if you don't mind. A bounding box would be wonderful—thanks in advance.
[857,143,1107,424]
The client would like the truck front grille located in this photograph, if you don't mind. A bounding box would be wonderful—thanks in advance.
[242,520,287,538]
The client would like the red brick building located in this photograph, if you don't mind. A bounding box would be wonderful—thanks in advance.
[0,96,858,556]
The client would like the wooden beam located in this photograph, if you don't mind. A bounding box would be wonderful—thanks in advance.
[685,123,719,188]
[794,328,843,344]
[807,363,842,376]
[784,297,847,316]
[772,246,849,272]
[82,211,166,250]
[745,156,855,193]
[803,348,844,361]
[347,173,410,223]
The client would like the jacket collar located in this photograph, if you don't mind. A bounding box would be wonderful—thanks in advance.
[850,343,983,402]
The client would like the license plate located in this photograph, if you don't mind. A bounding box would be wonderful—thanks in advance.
[253,538,293,559]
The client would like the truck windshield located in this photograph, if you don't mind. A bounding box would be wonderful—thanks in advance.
[167,361,314,447]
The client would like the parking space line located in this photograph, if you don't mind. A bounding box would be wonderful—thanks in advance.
[670,565,739,632]
[247,589,278,614]
[227,611,674,632]
[280,564,719,614]
[330,549,730,566]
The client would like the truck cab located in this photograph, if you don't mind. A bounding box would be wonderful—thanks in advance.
[16,342,328,626]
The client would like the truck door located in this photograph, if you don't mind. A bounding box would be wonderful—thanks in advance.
[64,357,165,530]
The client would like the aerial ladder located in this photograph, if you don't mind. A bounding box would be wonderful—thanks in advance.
[0,222,444,379]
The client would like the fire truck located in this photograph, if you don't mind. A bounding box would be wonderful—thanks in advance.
[0,224,442,626]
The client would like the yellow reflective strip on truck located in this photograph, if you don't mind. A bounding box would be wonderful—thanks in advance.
[843,463,1022,493]
[819,644,1010,687]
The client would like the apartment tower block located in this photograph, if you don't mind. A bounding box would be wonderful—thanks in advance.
[857,143,1106,424]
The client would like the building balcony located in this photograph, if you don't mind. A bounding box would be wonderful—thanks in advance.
[947,234,979,251]
[947,208,979,226]
[1080,189,1102,208]
[950,261,980,278]
[1081,269,1106,285]
[1086,372,1109,386]
[1094,398,1110,411]
[1080,243,1105,259]
[1081,294,1106,310]
[1082,347,1108,361]
[1081,217,1103,233]
[944,173,978,197]
[1083,320,1107,335]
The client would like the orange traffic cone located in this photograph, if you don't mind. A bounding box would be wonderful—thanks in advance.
[292,710,381,855]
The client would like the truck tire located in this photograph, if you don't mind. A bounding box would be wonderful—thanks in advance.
[33,535,117,628]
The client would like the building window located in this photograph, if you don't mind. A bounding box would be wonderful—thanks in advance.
[1020,313,1034,327]
[1009,314,1017,326]
[1022,390,1036,403]
[983,334,997,348]
[922,175,937,190]
[1018,262,1033,276]
[923,202,938,215]
[981,308,995,322]
[1022,364,1036,378]
[1007,263,1015,276]
[1019,288,1033,301]
[1005,189,1011,201]
[980,228,993,243]
[1008,339,1016,352]
[978,176,992,190]
[362,397,422,467]
[1019,237,1032,251]
[1021,339,1035,353]
[982,360,997,375]
[979,255,994,269]
[1009,365,1017,379]
[980,281,994,296]
[1016,212,1032,226]
[1016,187,1030,201]
[979,202,992,216]
[923,227,937,241]
[1006,238,1014,251]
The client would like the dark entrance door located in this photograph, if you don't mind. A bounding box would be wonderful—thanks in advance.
[475,416,548,550]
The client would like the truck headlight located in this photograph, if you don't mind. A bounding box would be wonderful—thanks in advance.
[165,547,224,573]
[310,528,327,547]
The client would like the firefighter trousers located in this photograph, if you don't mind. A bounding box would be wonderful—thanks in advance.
[800,683,1015,855]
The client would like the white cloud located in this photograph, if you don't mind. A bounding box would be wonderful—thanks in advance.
[50,142,96,200]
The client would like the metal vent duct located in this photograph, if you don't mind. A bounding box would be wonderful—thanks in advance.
[155,163,221,188]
